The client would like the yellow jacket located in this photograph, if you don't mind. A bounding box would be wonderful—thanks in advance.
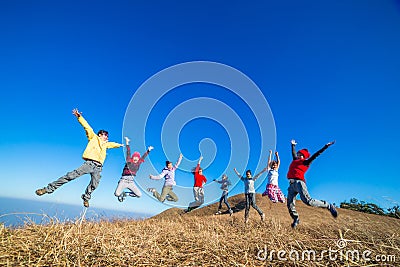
[78,115,122,164]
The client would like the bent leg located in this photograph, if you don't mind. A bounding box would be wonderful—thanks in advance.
[46,162,91,193]
[114,179,127,197]
[167,188,179,202]
[126,181,142,197]
[297,180,329,208]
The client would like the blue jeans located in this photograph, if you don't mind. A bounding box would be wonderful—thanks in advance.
[287,179,329,219]
[45,160,102,201]
[218,191,231,210]
[245,193,263,219]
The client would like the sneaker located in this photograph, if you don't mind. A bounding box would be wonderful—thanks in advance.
[261,213,265,221]
[81,195,89,208]
[328,204,338,218]
[215,210,222,215]
[245,217,249,224]
[291,217,300,229]
[229,209,233,216]
[35,188,47,196]
[147,188,156,193]
[118,192,126,202]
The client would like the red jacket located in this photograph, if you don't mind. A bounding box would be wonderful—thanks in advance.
[194,164,207,187]
[287,144,330,182]
[287,159,309,181]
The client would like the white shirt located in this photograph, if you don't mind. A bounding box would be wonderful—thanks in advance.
[267,169,279,186]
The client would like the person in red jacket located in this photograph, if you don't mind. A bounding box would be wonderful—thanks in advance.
[287,139,337,228]
[186,156,207,212]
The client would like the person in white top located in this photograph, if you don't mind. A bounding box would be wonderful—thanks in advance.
[262,150,285,203]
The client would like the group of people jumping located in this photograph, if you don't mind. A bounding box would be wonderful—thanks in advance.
[35,108,337,228]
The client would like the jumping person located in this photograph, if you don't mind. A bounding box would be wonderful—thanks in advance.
[214,174,233,216]
[234,167,267,223]
[114,136,153,202]
[35,108,123,208]
[186,156,207,212]
[262,150,285,203]
[148,154,183,203]
[287,139,337,228]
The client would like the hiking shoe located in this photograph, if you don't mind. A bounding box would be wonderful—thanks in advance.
[291,217,300,229]
[328,204,338,218]
[35,188,47,196]
[261,213,265,221]
[118,192,126,202]
[166,195,175,201]
[147,188,156,193]
[81,194,89,208]
[229,209,233,216]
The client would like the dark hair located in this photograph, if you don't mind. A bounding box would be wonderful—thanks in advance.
[165,161,172,166]
[97,130,108,136]
[191,166,203,174]
[246,170,252,175]
[270,161,278,168]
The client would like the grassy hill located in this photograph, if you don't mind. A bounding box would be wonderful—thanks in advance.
[1,194,399,266]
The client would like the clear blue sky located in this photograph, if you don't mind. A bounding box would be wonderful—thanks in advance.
[1,0,399,216]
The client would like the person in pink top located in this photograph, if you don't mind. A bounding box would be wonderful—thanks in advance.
[262,150,285,203]
[186,156,207,212]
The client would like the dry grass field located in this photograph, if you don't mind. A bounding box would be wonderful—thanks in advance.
[1,194,399,266]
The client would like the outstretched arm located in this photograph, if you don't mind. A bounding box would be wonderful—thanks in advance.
[149,169,167,180]
[304,140,335,166]
[253,167,268,180]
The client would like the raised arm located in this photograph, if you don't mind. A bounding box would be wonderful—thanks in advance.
[275,151,280,169]
[141,146,154,160]
[291,139,297,160]
[195,156,203,173]
[125,137,131,159]
[304,140,335,166]
[175,153,183,168]
[233,168,243,179]
[73,108,95,140]
[267,150,272,170]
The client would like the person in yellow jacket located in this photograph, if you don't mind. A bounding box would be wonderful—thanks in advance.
[35,108,123,208]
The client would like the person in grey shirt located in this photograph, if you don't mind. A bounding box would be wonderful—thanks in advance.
[148,154,182,202]
[234,167,267,223]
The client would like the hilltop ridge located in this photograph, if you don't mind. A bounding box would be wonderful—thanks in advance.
[1,193,399,266]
